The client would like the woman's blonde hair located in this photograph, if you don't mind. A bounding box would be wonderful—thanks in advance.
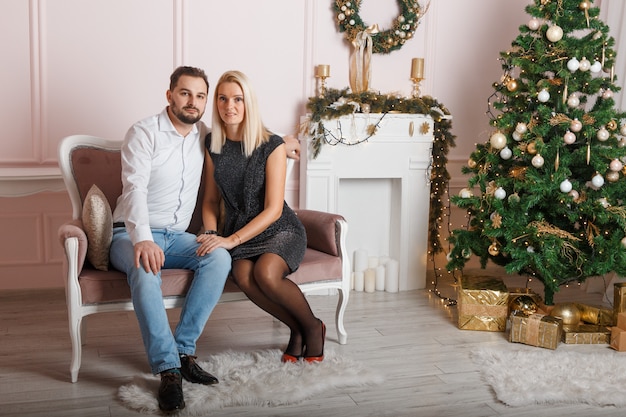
[210,70,270,157]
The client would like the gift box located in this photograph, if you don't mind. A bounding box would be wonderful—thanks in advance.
[457,275,508,332]
[562,324,611,344]
[507,287,543,316]
[610,326,626,351]
[617,312,626,329]
[509,312,563,349]
[615,282,626,315]
[575,303,614,326]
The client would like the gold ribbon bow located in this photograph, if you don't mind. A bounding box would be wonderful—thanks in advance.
[349,24,378,93]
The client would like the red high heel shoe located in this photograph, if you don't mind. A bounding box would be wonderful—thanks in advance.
[304,321,326,363]
[281,352,300,363]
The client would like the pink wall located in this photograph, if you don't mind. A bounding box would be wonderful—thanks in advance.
[0,0,623,289]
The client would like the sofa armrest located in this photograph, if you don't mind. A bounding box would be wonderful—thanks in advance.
[58,219,88,275]
[295,209,345,257]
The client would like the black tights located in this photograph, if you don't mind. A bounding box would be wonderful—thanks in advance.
[231,253,323,356]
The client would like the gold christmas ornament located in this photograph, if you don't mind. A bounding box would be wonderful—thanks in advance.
[606,171,620,182]
[468,158,477,168]
[607,119,617,130]
[507,79,518,92]
[527,141,537,154]
[550,302,581,325]
[509,295,539,316]
[488,242,500,256]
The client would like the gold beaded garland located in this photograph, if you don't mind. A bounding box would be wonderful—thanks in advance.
[334,0,426,54]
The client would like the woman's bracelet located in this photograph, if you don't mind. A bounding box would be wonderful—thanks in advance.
[233,232,242,245]
[204,230,218,235]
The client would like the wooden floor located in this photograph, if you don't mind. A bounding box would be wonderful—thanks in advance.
[1,267,624,417]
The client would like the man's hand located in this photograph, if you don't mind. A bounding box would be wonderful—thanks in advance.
[283,134,300,161]
[134,240,165,274]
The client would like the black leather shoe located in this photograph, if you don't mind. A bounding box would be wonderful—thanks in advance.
[180,355,219,385]
[158,371,185,413]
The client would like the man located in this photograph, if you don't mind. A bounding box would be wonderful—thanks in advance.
[109,66,231,413]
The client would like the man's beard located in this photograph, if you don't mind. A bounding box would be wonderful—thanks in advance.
[172,104,203,125]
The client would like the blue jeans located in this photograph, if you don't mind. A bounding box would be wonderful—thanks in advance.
[110,228,231,374]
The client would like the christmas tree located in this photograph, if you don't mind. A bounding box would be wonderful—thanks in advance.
[446,0,626,305]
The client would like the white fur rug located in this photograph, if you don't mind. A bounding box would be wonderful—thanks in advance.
[118,348,384,415]
[471,345,626,407]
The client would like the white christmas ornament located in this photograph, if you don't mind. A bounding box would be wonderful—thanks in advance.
[538,89,550,103]
[560,179,573,193]
[567,94,580,108]
[459,188,473,198]
[528,17,540,31]
[546,25,563,42]
[598,198,610,208]
[567,57,580,72]
[494,187,507,200]
[568,189,580,200]
[490,132,507,149]
[515,122,528,134]
[603,89,614,99]
[532,154,545,168]
[621,124,626,136]
[527,246,535,253]
[591,173,605,188]
[570,118,583,132]
[590,61,602,73]
[579,57,591,71]
[564,130,576,144]
[597,127,610,142]
[500,147,512,160]
[610,159,623,172]
[512,131,523,141]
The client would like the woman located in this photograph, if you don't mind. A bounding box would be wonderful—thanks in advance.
[196,70,325,362]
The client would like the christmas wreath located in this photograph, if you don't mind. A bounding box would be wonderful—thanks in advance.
[334,0,428,54]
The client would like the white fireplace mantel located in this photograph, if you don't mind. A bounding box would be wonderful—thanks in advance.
[300,113,434,291]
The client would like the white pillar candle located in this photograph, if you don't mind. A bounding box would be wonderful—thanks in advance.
[354,249,368,272]
[385,259,399,293]
[375,265,386,291]
[354,271,364,292]
[368,256,379,269]
[364,268,376,293]
[379,256,390,266]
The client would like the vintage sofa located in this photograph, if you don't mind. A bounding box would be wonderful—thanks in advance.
[57,134,350,382]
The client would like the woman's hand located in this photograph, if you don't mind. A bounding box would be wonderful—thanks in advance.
[196,233,237,256]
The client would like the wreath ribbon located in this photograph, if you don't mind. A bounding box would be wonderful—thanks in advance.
[349,24,378,93]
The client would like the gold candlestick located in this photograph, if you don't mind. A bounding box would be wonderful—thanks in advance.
[410,58,424,97]
[315,64,330,97]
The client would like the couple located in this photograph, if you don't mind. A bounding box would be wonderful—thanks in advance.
[109,66,325,413]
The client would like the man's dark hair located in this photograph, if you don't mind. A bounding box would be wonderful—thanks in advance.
[169,66,209,92]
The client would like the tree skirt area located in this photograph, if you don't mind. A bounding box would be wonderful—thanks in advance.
[118,348,384,415]
[471,344,626,407]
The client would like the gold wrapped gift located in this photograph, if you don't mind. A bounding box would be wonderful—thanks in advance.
[610,326,626,352]
[562,324,611,344]
[615,282,626,315]
[507,287,542,316]
[509,312,563,349]
[617,312,626,330]
[457,275,508,332]
[575,303,615,326]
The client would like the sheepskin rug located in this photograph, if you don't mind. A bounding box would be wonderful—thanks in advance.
[118,348,384,415]
[471,344,626,407]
